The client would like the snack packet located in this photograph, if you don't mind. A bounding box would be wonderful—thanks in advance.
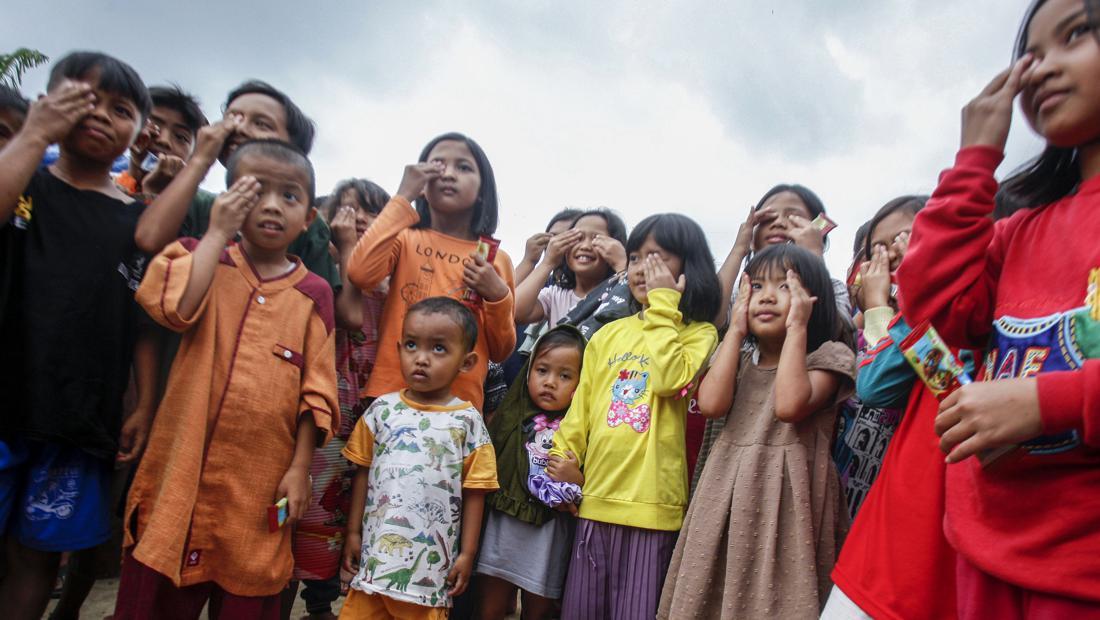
[140,152,159,173]
[267,497,289,532]
[462,235,500,308]
[899,321,1015,467]
[810,213,838,236]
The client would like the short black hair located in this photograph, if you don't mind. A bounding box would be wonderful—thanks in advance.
[546,208,584,232]
[863,195,927,262]
[626,213,721,324]
[322,178,391,221]
[413,132,499,237]
[225,80,315,154]
[224,139,315,205]
[149,84,207,136]
[47,51,151,122]
[406,297,479,353]
[0,85,29,116]
[754,183,827,220]
[746,244,840,352]
[554,207,629,289]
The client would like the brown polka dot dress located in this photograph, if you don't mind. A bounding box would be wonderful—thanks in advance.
[658,341,855,619]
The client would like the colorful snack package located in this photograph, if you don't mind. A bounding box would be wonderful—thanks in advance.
[811,213,838,236]
[1088,268,1100,321]
[267,497,289,532]
[462,235,500,308]
[899,321,1015,467]
[140,152,159,173]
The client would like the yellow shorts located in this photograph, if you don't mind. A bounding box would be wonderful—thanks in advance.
[340,589,449,620]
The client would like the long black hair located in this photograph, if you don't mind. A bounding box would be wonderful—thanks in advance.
[626,213,721,323]
[1000,0,1100,210]
[553,208,629,289]
[745,244,840,353]
[413,132,499,237]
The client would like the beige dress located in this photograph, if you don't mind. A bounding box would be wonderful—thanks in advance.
[658,341,855,619]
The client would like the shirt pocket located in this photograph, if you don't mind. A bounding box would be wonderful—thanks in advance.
[272,343,305,370]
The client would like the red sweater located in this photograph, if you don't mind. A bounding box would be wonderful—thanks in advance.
[897,146,1100,601]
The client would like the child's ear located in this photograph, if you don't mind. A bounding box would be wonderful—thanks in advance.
[460,350,479,373]
[305,206,318,232]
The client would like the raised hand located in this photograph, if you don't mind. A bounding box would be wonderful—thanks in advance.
[544,229,582,265]
[522,231,552,264]
[24,80,96,145]
[785,269,817,329]
[396,162,444,203]
[730,273,751,338]
[592,234,627,272]
[644,254,685,293]
[858,245,892,311]
[209,175,260,240]
[330,205,359,252]
[961,54,1033,151]
[141,154,186,195]
[786,214,825,256]
[191,114,243,167]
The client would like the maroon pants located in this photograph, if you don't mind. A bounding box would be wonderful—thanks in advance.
[957,555,1100,620]
[113,549,281,620]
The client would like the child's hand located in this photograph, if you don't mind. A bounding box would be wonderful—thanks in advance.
[275,464,311,526]
[330,205,359,252]
[191,115,243,167]
[961,54,1033,151]
[592,234,627,272]
[522,232,552,265]
[785,269,817,329]
[341,530,362,576]
[209,176,261,241]
[463,252,510,302]
[396,162,444,203]
[116,407,154,464]
[786,214,825,256]
[141,155,186,195]
[729,273,751,338]
[934,378,1042,464]
[731,205,764,256]
[24,80,96,145]
[858,246,891,311]
[644,254,685,294]
[544,229,581,265]
[446,552,474,597]
[547,451,584,485]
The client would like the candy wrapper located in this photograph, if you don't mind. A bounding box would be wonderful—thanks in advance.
[267,497,289,532]
[899,321,1015,467]
[461,235,500,308]
[1088,268,1100,321]
[811,213,838,236]
[140,152,159,173]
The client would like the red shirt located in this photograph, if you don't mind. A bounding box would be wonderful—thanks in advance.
[896,146,1100,602]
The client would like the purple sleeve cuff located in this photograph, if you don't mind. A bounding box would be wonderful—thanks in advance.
[528,474,582,507]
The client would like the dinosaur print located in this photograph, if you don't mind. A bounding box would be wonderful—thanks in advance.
[376,548,427,593]
[377,533,413,555]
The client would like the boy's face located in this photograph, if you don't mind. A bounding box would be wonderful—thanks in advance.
[143,105,196,161]
[0,108,26,151]
[220,93,289,164]
[398,311,476,401]
[59,72,143,164]
[233,152,314,253]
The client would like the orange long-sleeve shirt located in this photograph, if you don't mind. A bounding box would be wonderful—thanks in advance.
[346,197,516,410]
[126,239,338,596]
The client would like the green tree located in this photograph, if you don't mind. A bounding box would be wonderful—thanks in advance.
[1,48,49,88]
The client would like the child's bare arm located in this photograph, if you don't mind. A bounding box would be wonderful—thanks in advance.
[0,81,95,223]
[177,176,260,320]
[342,465,370,575]
[133,116,241,253]
[774,271,839,423]
[447,489,487,597]
[278,413,318,526]
[117,325,159,464]
[698,274,750,417]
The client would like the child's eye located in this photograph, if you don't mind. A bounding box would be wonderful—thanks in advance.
[175,132,192,145]
[284,191,299,202]
[115,105,133,118]
[459,163,474,172]
[1068,22,1094,43]
[404,340,416,350]
[628,254,639,264]
[433,344,447,353]
[751,282,762,290]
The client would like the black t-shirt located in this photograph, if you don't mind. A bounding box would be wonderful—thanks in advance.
[0,169,146,458]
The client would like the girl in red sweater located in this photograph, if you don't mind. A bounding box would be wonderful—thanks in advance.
[897,0,1100,616]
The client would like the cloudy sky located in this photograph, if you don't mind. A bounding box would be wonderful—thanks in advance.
[5,0,1044,277]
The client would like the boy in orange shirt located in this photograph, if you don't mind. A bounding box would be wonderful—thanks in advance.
[114,139,338,620]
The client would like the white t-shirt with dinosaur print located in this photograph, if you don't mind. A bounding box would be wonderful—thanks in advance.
[343,390,498,608]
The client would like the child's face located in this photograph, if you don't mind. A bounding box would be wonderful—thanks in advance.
[398,311,475,398]
[220,93,290,164]
[142,105,196,161]
[0,108,26,152]
[58,73,143,164]
[748,267,793,342]
[424,140,481,216]
[627,233,683,307]
[233,152,314,253]
[1020,0,1100,147]
[567,215,611,281]
[526,345,582,412]
[867,210,914,272]
[339,187,377,239]
[752,192,813,250]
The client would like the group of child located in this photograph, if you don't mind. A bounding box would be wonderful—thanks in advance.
[1,0,1099,618]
